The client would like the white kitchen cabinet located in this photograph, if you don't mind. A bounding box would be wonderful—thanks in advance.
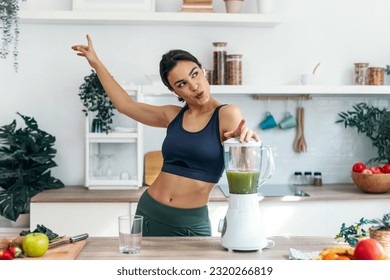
[30,202,131,237]
[84,86,143,189]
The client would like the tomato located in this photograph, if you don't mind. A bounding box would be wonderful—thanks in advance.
[369,166,382,174]
[354,238,385,260]
[361,169,373,174]
[352,162,366,173]
[381,164,390,174]
[0,249,14,260]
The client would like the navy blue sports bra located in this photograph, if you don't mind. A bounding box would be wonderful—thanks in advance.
[161,104,226,183]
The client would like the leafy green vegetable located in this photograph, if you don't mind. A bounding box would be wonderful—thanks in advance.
[20,224,61,242]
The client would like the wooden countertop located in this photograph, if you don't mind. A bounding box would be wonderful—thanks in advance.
[76,236,338,260]
[31,184,390,203]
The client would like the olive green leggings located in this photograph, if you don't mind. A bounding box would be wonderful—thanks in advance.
[135,190,211,236]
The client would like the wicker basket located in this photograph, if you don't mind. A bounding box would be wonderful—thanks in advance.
[351,172,390,193]
[369,228,390,256]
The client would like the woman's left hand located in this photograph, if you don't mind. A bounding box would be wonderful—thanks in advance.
[224,119,259,143]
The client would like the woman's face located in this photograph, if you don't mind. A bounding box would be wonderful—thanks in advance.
[167,61,210,105]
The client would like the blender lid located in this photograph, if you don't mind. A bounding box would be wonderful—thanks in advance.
[223,137,263,147]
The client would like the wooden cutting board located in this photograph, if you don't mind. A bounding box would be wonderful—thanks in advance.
[19,237,87,260]
[144,151,163,186]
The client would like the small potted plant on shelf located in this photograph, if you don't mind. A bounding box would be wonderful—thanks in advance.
[336,102,390,165]
[0,0,26,72]
[335,212,390,255]
[78,70,115,134]
[0,113,64,222]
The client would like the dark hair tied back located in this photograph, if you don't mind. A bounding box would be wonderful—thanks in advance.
[159,49,202,102]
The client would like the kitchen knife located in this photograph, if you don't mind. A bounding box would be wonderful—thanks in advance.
[49,233,89,249]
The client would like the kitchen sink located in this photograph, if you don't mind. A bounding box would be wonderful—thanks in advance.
[217,184,310,198]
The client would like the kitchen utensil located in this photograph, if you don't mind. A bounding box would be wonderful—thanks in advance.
[48,233,89,249]
[294,107,302,152]
[294,107,307,153]
[218,138,275,252]
[298,107,307,152]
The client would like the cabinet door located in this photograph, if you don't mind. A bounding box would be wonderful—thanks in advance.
[30,202,131,237]
[84,86,143,189]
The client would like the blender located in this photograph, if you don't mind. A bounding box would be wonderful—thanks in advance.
[218,138,275,251]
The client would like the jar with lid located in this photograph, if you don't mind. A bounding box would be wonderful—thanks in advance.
[212,42,227,85]
[227,54,242,85]
[354,63,369,85]
[303,171,312,185]
[313,172,323,186]
[368,67,384,85]
[293,172,302,185]
[204,69,212,85]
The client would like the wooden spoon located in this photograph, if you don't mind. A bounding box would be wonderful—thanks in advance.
[298,107,307,152]
[294,107,303,152]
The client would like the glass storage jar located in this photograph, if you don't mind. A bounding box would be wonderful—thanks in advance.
[227,54,243,85]
[313,172,323,186]
[212,42,227,85]
[368,67,384,85]
[293,172,302,185]
[303,171,312,185]
[354,63,369,85]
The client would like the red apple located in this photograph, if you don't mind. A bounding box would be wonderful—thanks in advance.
[361,169,373,174]
[352,162,366,173]
[354,238,385,260]
[369,166,382,174]
[381,164,390,174]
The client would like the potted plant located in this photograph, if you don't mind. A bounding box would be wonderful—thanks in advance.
[335,213,390,255]
[0,0,26,71]
[0,113,64,222]
[78,70,115,134]
[336,102,390,165]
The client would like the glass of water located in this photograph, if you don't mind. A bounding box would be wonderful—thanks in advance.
[118,215,143,254]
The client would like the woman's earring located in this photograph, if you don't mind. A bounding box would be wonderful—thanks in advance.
[202,68,206,75]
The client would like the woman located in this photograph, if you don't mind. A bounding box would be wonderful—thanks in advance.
[72,34,259,236]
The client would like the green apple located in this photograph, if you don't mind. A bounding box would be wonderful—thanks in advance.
[22,233,49,257]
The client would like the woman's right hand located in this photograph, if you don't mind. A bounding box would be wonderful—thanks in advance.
[71,34,100,68]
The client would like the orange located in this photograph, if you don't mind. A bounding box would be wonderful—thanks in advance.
[336,255,351,260]
[322,253,339,260]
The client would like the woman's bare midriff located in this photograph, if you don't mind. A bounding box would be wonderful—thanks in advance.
[147,171,215,208]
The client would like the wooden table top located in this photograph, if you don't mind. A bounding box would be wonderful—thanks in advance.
[76,236,339,260]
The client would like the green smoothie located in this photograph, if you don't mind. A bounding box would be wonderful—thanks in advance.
[226,170,260,194]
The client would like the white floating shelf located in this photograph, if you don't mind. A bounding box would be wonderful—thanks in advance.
[19,10,281,27]
[141,85,390,96]
[87,132,138,143]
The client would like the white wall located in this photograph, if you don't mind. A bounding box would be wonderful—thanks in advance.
[1,0,389,186]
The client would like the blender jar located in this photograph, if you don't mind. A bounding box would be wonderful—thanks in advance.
[223,138,274,194]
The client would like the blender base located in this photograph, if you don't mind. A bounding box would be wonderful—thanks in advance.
[218,194,274,252]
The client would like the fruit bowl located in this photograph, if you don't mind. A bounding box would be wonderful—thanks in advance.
[352,172,390,193]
